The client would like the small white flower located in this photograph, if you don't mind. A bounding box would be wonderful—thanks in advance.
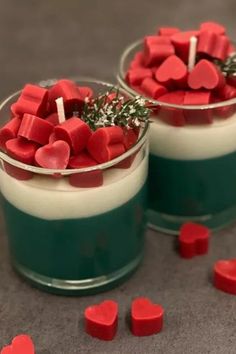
[84,96,90,103]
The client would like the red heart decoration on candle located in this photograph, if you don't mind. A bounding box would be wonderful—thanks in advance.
[85,300,118,340]
[214,259,236,295]
[35,140,70,169]
[131,297,164,336]
[155,55,187,85]
[1,335,35,354]
[87,126,125,163]
[179,222,210,259]
[188,59,225,90]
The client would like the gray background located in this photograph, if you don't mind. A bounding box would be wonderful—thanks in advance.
[0,0,236,353]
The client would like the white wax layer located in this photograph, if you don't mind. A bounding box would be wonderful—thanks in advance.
[150,113,236,160]
[0,150,148,220]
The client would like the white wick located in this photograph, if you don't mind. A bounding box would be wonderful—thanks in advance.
[188,36,198,72]
[55,97,66,124]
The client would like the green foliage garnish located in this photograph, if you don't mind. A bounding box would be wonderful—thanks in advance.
[81,88,150,130]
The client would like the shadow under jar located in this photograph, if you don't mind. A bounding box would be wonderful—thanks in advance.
[0,78,149,295]
[118,40,236,235]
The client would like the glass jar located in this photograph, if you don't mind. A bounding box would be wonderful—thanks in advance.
[118,40,236,234]
[0,78,149,295]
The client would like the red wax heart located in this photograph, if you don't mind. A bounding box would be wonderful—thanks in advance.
[171,30,199,62]
[188,59,225,90]
[112,128,139,169]
[77,86,93,101]
[45,112,59,126]
[200,21,226,35]
[6,137,38,165]
[144,35,171,47]
[217,84,236,100]
[214,259,236,295]
[54,117,92,154]
[18,114,54,145]
[87,126,125,163]
[0,117,21,151]
[155,55,187,86]
[14,84,48,118]
[158,90,186,126]
[212,35,229,61]
[144,42,175,67]
[129,51,145,69]
[141,77,167,100]
[1,334,35,354]
[197,31,218,57]
[131,297,164,336]
[35,140,70,169]
[158,27,180,36]
[68,152,103,188]
[85,300,118,340]
[126,68,153,86]
[179,222,210,259]
[183,91,213,124]
[48,79,83,114]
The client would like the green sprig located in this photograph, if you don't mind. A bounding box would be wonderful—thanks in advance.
[215,53,236,76]
[81,88,150,130]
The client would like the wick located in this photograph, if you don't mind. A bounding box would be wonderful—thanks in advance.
[55,97,66,124]
[188,36,198,72]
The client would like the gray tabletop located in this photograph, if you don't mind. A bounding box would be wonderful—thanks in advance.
[1,1,236,353]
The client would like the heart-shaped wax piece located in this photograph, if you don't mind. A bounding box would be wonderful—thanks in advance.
[188,59,225,90]
[155,55,187,85]
[171,30,199,62]
[200,21,225,35]
[68,152,103,187]
[35,140,70,169]
[214,259,236,295]
[87,126,125,163]
[18,113,54,145]
[54,117,92,155]
[158,90,186,126]
[131,297,164,336]
[179,222,210,259]
[0,117,21,151]
[14,84,48,118]
[1,335,35,354]
[141,77,167,100]
[183,91,213,124]
[85,300,118,340]
[158,27,180,36]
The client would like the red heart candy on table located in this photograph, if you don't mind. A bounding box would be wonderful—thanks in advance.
[179,222,210,259]
[85,300,118,340]
[188,59,225,90]
[214,259,236,295]
[1,335,35,354]
[131,297,164,336]
[155,55,187,85]
[35,140,70,169]
[87,126,125,163]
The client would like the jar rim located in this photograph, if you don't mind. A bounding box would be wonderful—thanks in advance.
[0,77,149,175]
[117,38,236,110]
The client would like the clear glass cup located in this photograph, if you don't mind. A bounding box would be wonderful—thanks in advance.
[118,40,236,234]
[0,78,149,295]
